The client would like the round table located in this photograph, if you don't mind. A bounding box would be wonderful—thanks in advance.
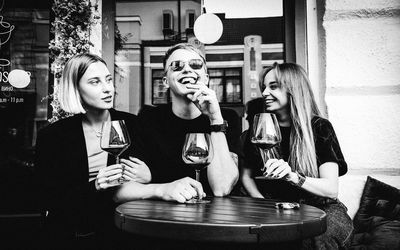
[115,196,326,244]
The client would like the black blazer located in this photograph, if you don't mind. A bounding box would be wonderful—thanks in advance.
[35,109,143,241]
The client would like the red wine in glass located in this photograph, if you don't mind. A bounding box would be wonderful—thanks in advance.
[100,120,131,185]
[250,113,281,179]
[182,133,213,204]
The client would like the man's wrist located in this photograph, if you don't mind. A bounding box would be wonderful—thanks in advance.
[153,184,164,199]
[210,118,224,125]
[210,120,228,133]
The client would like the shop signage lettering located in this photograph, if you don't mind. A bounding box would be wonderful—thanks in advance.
[0,2,25,104]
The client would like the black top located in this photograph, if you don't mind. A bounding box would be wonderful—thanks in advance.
[138,104,239,195]
[34,109,145,241]
[242,116,347,202]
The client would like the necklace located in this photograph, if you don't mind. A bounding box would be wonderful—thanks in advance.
[91,127,102,138]
[83,122,103,138]
[83,112,110,138]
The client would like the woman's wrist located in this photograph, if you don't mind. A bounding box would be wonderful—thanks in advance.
[287,172,299,184]
[287,171,306,187]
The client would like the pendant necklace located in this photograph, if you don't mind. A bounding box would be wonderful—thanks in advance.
[83,114,110,138]
[83,123,102,138]
[91,127,102,138]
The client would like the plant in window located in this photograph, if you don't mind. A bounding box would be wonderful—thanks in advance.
[48,0,100,123]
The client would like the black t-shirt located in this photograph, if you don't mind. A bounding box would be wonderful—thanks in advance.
[138,104,239,195]
[242,116,347,201]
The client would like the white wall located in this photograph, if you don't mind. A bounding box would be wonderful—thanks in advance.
[322,0,400,172]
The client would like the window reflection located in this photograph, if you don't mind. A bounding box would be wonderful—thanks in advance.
[115,0,284,115]
[152,69,168,104]
[0,0,50,216]
[209,68,242,104]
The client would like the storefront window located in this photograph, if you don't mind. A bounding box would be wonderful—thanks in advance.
[0,0,50,212]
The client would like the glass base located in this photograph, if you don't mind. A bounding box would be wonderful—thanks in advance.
[185,198,211,204]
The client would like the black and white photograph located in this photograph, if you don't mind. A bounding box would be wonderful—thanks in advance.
[1,0,399,249]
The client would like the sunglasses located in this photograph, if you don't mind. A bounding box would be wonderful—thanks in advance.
[168,59,204,71]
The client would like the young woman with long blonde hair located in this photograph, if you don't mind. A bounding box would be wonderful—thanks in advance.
[241,62,353,249]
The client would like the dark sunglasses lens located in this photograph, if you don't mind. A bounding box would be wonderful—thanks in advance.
[170,61,185,71]
[189,59,203,70]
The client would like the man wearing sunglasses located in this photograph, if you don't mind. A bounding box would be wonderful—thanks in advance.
[133,43,239,203]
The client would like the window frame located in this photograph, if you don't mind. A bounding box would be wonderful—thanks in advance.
[186,9,196,29]
[208,67,243,105]
[151,69,169,105]
[162,10,174,30]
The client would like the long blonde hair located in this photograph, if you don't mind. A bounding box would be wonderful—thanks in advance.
[261,63,322,177]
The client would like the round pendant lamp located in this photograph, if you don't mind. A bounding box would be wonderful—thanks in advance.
[193,13,223,44]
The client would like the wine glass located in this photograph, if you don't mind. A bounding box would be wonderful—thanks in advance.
[182,133,213,204]
[250,113,281,179]
[100,120,131,185]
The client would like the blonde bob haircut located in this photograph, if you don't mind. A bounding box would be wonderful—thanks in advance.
[58,53,107,114]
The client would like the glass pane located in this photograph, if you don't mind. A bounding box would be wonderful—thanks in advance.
[208,69,223,77]
[115,0,284,109]
[153,79,168,104]
[226,79,241,103]
[152,70,164,78]
[225,69,240,76]
[163,13,171,29]
[1,4,50,148]
[1,0,50,217]
[209,78,223,102]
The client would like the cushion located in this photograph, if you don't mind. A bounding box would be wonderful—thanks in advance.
[350,176,400,249]
[338,175,367,219]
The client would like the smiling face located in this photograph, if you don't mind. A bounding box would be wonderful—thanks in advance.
[261,70,289,115]
[163,48,209,99]
[78,61,114,111]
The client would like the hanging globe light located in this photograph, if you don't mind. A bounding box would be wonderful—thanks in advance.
[193,13,223,44]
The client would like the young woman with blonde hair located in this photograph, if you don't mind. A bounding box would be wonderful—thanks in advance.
[241,62,353,249]
[35,53,151,248]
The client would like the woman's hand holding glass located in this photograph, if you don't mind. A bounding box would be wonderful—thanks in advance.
[120,157,152,184]
[263,159,292,180]
[95,164,126,190]
[95,156,152,190]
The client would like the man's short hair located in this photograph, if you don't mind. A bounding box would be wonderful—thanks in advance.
[163,43,207,71]
[58,53,107,114]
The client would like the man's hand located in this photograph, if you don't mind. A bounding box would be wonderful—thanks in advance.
[120,157,152,184]
[186,84,223,124]
[156,177,206,203]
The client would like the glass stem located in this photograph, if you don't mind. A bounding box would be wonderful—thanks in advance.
[259,149,267,173]
[116,155,124,183]
[266,149,273,160]
[195,169,201,200]
[260,149,277,173]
